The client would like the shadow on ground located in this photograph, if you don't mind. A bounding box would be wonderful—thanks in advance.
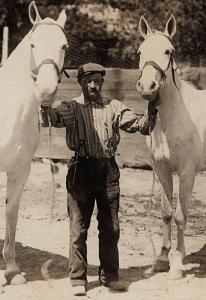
[0,240,69,282]
[184,243,206,278]
[0,239,155,293]
[87,264,155,292]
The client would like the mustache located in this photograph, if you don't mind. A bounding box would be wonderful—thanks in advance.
[88,89,100,94]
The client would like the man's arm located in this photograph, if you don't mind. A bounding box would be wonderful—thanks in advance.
[112,99,157,135]
[40,101,75,128]
[133,107,157,135]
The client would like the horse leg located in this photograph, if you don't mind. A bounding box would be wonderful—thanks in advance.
[153,164,173,272]
[3,162,31,284]
[169,168,196,279]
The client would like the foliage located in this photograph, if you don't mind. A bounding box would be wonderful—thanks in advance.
[0,0,206,67]
[65,3,139,68]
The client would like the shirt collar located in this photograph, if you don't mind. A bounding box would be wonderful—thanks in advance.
[74,93,104,106]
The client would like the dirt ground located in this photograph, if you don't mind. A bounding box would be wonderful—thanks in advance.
[0,160,206,300]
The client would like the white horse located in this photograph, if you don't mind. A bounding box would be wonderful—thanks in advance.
[137,15,206,279]
[0,1,67,285]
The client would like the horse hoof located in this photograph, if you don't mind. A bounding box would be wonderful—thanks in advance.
[153,259,170,272]
[168,250,184,279]
[168,269,183,280]
[10,274,26,285]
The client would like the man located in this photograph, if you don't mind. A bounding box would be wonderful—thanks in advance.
[41,63,157,296]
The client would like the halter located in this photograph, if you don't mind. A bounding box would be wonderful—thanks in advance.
[139,33,182,90]
[30,22,66,83]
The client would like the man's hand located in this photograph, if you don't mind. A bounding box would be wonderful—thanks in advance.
[148,98,159,115]
[41,100,53,107]
[40,94,56,107]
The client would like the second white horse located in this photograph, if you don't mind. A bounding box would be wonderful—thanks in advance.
[137,15,206,279]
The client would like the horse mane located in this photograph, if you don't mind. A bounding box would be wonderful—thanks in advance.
[181,71,201,90]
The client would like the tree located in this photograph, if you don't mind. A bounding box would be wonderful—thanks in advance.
[0,0,205,67]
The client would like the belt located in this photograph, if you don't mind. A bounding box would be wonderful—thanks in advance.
[77,155,115,161]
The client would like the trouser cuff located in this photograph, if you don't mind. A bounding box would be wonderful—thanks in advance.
[70,279,87,287]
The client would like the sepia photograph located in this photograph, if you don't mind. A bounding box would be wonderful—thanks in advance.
[0,0,206,299]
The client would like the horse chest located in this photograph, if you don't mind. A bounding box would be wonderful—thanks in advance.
[147,131,171,161]
[147,127,191,169]
[0,115,39,172]
[148,118,205,173]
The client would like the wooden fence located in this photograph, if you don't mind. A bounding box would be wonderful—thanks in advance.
[35,67,206,168]
[35,68,151,167]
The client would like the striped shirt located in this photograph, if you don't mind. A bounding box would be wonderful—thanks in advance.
[41,93,155,158]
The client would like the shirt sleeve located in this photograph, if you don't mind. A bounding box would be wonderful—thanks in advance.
[112,99,157,135]
[132,109,157,135]
[40,101,75,128]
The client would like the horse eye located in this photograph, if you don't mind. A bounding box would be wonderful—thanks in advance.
[165,49,170,55]
[31,43,35,49]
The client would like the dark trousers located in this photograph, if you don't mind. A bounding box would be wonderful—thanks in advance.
[66,156,120,286]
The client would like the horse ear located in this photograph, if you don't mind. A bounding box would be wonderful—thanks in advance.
[28,1,42,25]
[139,15,152,39]
[56,10,67,28]
[164,15,176,38]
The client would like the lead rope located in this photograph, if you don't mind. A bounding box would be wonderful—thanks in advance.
[40,116,57,280]
[145,125,157,272]
[48,118,56,222]
[38,108,56,223]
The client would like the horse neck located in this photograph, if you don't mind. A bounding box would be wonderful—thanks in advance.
[0,32,38,110]
[3,33,31,78]
[0,32,39,129]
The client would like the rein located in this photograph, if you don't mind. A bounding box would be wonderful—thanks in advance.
[30,22,66,83]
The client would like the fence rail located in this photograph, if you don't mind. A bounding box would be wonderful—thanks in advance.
[35,67,206,168]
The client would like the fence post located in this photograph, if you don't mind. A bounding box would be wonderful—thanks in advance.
[1,26,9,66]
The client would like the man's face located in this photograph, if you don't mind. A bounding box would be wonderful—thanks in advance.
[81,73,104,101]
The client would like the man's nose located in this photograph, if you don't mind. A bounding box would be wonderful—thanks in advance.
[89,81,96,88]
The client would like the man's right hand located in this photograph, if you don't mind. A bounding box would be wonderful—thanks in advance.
[40,93,56,107]
[41,100,53,107]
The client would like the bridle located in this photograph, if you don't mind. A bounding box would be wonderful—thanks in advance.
[138,33,182,90]
[30,22,68,83]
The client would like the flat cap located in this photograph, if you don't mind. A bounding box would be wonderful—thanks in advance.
[77,63,106,80]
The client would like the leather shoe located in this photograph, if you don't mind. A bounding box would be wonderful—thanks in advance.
[100,279,128,291]
[71,285,86,296]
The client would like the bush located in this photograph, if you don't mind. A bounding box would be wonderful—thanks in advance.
[0,0,205,67]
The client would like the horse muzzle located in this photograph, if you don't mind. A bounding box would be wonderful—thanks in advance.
[136,79,159,101]
[34,79,57,104]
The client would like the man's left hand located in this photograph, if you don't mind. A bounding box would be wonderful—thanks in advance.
[148,99,158,115]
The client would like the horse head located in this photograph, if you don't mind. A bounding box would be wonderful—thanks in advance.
[28,1,68,103]
[136,15,177,102]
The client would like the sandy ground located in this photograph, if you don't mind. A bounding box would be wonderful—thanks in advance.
[0,160,206,300]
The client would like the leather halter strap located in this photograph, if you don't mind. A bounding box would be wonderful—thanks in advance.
[31,22,65,34]
[30,22,66,82]
[31,58,61,81]
[141,60,166,80]
[139,33,183,89]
